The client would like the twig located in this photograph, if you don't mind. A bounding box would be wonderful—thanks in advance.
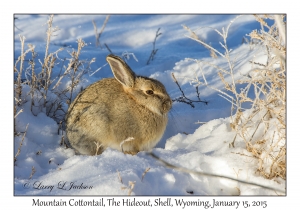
[94,141,102,155]
[14,17,23,32]
[120,180,136,195]
[117,170,123,184]
[122,52,139,62]
[249,111,269,142]
[120,137,134,153]
[14,123,29,164]
[182,24,218,58]
[14,109,23,118]
[147,152,285,193]
[141,167,150,181]
[92,20,99,46]
[171,73,208,107]
[60,135,66,147]
[92,15,110,48]
[146,28,162,65]
[127,181,136,195]
[184,34,225,58]
[104,43,113,54]
[29,166,36,179]
[89,63,108,77]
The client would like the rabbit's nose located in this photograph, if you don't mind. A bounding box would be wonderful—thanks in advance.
[167,99,172,107]
[163,99,172,112]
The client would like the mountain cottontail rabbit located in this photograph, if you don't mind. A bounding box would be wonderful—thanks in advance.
[66,54,172,155]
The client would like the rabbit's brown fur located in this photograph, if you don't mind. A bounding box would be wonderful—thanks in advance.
[66,54,172,155]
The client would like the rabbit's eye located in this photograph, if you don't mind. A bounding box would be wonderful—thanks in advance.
[146,90,154,95]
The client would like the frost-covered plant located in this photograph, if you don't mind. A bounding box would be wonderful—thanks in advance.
[14,15,96,127]
[183,15,286,180]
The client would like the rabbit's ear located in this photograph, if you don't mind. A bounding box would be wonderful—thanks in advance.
[106,55,135,87]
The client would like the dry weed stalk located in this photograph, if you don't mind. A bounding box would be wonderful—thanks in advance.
[146,28,162,65]
[14,36,35,131]
[55,38,93,106]
[14,108,23,119]
[184,15,286,181]
[127,181,136,195]
[14,17,23,32]
[29,166,36,179]
[94,141,103,155]
[40,15,61,106]
[92,15,110,48]
[117,170,123,184]
[14,124,29,164]
[14,96,24,135]
[14,35,28,102]
[141,167,150,181]
[120,137,134,153]
[183,24,218,58]
[104,43,113,54]
[119,171,136,195]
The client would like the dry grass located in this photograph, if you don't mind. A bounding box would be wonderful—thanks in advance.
[234,15,286,180]
[184,15,286,181]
